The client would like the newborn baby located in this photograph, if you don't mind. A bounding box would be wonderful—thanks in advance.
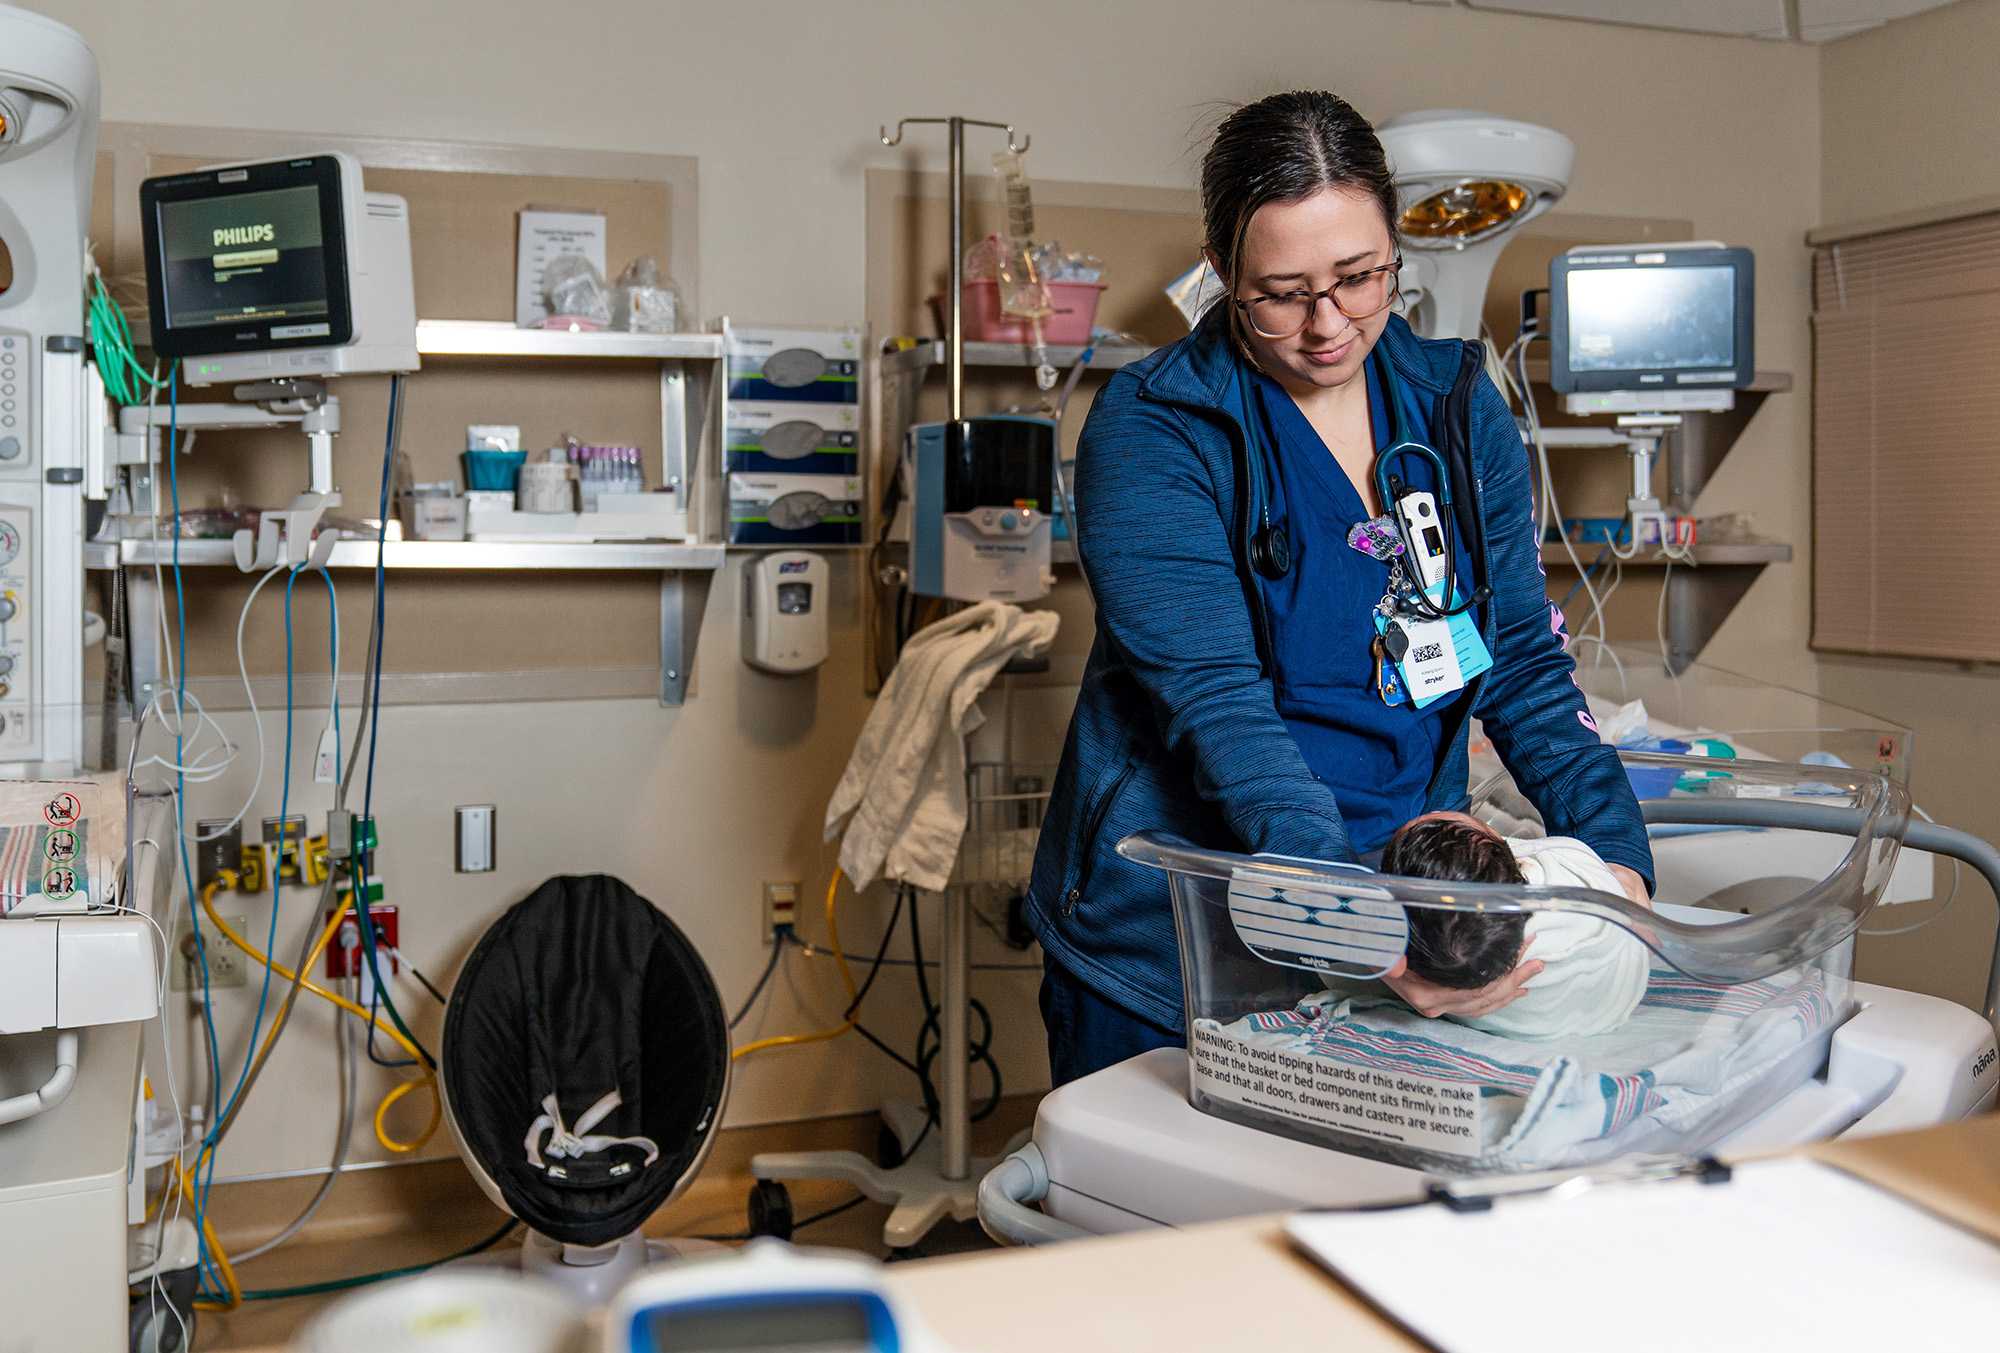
[1381,812,1650,1039]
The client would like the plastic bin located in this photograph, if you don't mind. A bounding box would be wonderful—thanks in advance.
[959,281,1106,345]
[461,450,527,493]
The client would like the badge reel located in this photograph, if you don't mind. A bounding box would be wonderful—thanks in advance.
[1375,491,1491,709]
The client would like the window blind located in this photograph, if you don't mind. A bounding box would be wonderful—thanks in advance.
[1812,212,2000,660]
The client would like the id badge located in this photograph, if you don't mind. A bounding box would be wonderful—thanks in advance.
[1402,583,1493,709]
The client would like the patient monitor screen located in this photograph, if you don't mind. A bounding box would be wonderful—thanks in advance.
[1564,264,1736,373]
[142,154,355,358]
[156,185,332,334]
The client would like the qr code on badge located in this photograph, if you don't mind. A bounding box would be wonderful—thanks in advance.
[1412,642,1445,664]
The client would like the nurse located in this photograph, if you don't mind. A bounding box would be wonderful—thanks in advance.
[1026,90,1656,1085]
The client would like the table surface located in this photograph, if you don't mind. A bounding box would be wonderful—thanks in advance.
[240,1112,2000,1352]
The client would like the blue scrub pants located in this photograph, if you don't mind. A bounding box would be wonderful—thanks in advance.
[1039,956,1180,1086]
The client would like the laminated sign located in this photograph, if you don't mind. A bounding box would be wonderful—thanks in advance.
[0,778,125,915]
[1226,858,1407,979]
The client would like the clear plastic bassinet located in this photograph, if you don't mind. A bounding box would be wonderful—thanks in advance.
[1117,750,1911,1177]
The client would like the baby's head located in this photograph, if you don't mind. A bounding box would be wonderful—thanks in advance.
[1381,812,1529,990]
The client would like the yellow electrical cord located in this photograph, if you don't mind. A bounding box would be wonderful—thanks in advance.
[198,874,441,1152]
[170,1157,243,1312]
[731,870,860,1060]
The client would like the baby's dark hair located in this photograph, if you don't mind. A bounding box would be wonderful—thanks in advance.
[1381,816,1529,991]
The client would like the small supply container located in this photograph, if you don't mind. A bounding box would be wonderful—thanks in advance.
[516,462,574,514]
[461,450,527,493]
[959,280,1106,346]
[411,494,468,542]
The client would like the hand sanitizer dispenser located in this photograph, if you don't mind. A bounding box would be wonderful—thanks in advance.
[744,551,830,675]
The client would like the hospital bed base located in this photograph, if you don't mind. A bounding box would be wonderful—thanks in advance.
[980,979,1998,1246]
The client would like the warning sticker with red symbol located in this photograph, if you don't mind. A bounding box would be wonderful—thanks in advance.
[43,793,81,828]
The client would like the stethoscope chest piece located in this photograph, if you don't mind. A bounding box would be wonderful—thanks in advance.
[1251,521,1292,580]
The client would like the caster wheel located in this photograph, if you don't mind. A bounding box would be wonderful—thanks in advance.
[875,1122,905,1170]
[129,1276,197,1353]
[748,1179,795,1240]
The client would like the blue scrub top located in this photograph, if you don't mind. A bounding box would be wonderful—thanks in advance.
[1250,349,1469,855]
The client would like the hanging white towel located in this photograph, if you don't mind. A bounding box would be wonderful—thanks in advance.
[825,602,1059,892]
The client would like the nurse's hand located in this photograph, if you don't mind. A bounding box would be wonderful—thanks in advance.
[1382,954,1544,1021]
[1606,863,1652,908]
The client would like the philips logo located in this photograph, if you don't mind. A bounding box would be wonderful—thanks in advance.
[213,223,276,247]
[1973,1047,1996,1080]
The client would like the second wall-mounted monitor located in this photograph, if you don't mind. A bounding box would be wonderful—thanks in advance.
[1549,244,1753,414]
[141,151,417,385]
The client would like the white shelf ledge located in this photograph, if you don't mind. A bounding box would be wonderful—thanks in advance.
[414,320,724,361]
[106,539,725,571]
[879,340,1155,377]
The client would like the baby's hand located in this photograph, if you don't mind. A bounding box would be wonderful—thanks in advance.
[1383,953,1545,1020]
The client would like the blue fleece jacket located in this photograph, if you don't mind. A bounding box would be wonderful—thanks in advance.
[1024,311,1655,1033]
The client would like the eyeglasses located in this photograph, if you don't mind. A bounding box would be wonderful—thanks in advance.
[1234,256,1403,338]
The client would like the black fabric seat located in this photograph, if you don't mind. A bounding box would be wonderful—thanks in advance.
[442,875,728,1248]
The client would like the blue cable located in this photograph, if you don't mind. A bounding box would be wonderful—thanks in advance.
[162,370,230,1297]
[351,374,433,1069]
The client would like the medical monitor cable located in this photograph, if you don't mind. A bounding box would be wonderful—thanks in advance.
[193,564,342,1305]
[229,970,360,1267]
[1510,334,1624,689]
[201,560,343,1232]
[162,369,236,1294]
[352,373,434,1071]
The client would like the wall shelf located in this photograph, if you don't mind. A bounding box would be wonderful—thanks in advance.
[105,539,725,571]
[96,538,721,708]
[411,318,723,538]
[414,320,724,362]
[878,339,1155,377]
[1540,541,1792,568]
[1525,365,1796,673]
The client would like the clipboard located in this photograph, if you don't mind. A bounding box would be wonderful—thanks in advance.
[1285,1154,2000,1352]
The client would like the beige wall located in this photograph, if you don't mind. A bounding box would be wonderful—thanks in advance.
[51,0,1827,1178]
[1818,0,2000,1012]
[1821,0,2000,227]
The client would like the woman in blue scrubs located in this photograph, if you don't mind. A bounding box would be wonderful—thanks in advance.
[1025,90,1656,1085]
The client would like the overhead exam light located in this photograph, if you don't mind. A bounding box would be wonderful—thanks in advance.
[1379,111,1574,341]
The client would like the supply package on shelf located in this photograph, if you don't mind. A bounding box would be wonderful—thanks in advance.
[722,323,861,404]
[726,401,860,476]
[727,473,863,547]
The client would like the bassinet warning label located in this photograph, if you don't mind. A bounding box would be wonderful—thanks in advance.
[1189,1024,1483,1158]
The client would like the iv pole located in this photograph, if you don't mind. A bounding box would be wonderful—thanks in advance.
[877,113,1030,1192]
[748,115,1032,1252]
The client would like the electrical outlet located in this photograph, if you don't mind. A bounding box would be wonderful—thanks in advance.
[763,881,799,942]
[171,915,249,991]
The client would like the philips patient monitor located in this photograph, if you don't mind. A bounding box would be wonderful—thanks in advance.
[140,151,417,385]
[1548,243,1753,415]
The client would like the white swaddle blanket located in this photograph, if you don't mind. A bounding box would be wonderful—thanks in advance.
[1451,836,1650,1040]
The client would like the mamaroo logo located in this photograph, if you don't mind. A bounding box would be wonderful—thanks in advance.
[1972,1046,1996,1081]
[213,223,277,247]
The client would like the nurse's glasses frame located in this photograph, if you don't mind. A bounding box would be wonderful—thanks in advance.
[1234,255,1404,339]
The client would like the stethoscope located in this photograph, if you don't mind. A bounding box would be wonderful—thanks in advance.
[1237,350,1483,622]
